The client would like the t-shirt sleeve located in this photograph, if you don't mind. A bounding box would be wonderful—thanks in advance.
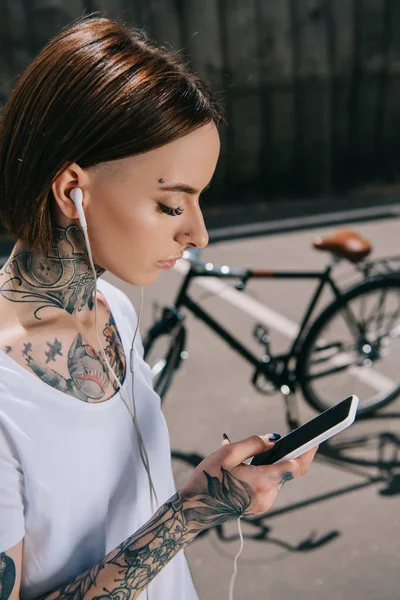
[0,422,25,552]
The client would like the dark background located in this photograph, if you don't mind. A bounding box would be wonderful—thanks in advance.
[1,0,400,214]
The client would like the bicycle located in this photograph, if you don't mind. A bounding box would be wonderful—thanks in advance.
[143,228,400,428]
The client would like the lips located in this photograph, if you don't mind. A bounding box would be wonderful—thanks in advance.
[156,259,177,269]
[156,254,183,270]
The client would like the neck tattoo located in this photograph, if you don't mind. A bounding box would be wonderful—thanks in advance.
[0,224,105,320]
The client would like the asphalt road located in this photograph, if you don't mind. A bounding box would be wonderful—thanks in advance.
[104,215,400,600]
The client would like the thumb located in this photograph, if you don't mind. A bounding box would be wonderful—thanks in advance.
[223,434,278,468]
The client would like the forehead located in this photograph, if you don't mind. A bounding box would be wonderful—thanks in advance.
[91,122,220,189]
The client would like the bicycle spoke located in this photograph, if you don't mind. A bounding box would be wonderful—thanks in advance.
[306,361,356,381]
[301,281,400,414]
[374,288,388,335]
[381,299,400,340]
[360,295,400,347]
[359,292,367,329]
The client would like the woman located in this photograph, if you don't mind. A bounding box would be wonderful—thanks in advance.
[0,16,317,600]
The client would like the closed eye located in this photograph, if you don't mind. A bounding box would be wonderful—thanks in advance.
[157,203,184,217]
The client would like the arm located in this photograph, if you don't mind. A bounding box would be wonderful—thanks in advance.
[40,465,252,600]
[0,541,22,600]
[40,490,198,599]
[1,490,201,600]
[2,435,316,600]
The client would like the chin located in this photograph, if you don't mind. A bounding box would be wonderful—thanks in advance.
[118,268,161,287]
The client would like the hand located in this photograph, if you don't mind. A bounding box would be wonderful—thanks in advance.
[178,434,317,532]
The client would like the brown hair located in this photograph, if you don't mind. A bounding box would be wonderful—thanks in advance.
[0,16,224,251]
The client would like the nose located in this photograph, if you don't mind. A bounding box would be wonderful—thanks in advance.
[176,203,209,249]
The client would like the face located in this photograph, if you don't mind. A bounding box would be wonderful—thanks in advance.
[82,122,220,285]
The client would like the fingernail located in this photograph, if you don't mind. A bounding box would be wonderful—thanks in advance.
[266,433,281,441]
[222,433,231,443]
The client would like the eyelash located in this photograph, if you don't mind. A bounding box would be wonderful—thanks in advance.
[157,203,184,217]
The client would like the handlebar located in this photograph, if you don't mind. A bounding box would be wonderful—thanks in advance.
[183,249,250,279]
[183,249,276,278]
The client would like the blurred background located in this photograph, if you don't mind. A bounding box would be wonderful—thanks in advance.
[1,2,399,599]
[2,0,400,228]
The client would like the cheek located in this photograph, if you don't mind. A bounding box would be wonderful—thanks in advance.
[86,186,177,270]
[91,191,146,239]
[95,200,168,260]
[117,209,163,250]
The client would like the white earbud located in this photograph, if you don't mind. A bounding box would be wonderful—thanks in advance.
[70,187,87,230]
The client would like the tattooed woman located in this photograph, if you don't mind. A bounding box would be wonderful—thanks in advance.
[0,16,317,600]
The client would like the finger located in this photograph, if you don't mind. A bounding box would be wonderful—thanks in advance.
[236,445,318,491]
[247,458,301,484]
[294,445,319,473]
[220,439,231,447]
[223,434,277,469]
[233,461,289,494]
[262,445,318,479]
[277,446,318,478]
[275,449,317,480]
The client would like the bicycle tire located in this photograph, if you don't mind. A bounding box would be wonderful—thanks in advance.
[297,276,400,417]
[143,324,186,401]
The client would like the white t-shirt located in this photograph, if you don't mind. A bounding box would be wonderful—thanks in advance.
[0,278,199,600]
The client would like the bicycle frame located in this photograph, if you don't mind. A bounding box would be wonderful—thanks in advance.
[168,255,353,392]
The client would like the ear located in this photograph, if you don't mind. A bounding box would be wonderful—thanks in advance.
[51,163,90,221]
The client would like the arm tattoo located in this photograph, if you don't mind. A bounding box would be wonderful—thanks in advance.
[0,553,16,600]
[40,468,253,599]
[41,558,108,599]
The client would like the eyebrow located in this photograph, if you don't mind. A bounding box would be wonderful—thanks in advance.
[158,182,211,195]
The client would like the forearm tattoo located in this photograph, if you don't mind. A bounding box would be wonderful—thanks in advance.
[40,467,253,599]
[0,553,16,600]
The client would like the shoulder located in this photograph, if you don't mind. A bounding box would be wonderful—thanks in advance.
[96,278,137,320]
[96,279,142,355]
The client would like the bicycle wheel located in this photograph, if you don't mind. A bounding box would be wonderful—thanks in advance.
[143,324,186,401]
[298,276,400,416]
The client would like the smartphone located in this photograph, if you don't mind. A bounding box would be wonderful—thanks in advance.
[250,395,359,466]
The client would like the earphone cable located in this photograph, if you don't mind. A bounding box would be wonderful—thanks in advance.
[229,517,244,600]
[82,227,158,515]
[130,286,159,513]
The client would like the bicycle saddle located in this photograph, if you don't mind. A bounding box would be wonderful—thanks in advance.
[312,229,372,262]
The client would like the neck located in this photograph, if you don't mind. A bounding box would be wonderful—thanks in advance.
[0,224,105,326]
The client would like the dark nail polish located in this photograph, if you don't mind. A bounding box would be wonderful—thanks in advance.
[268,433,281,441]
[223,433,231,443]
